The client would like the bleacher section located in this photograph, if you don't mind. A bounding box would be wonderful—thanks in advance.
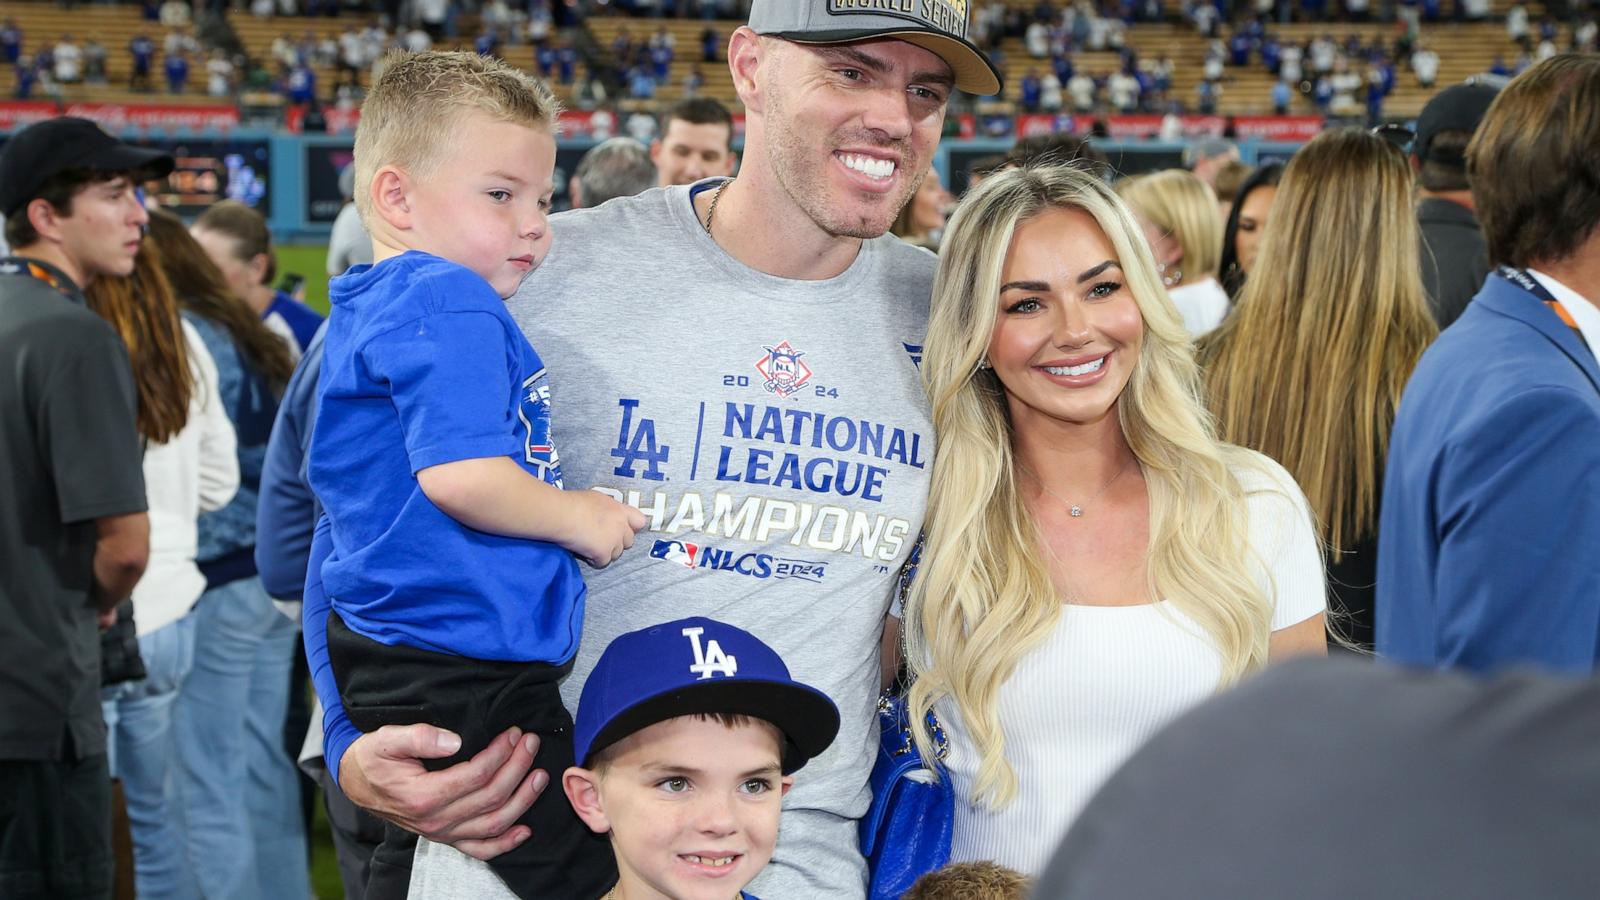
[0,2,1582,119]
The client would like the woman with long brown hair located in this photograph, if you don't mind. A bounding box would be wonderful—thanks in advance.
[146,209,311,899]
[86,235,238,899]
[1198,128,1439,650]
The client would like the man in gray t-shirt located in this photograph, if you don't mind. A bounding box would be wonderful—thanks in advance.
[324,2,1003,898]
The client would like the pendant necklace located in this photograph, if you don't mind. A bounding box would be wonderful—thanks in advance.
[1022,456,1134,518]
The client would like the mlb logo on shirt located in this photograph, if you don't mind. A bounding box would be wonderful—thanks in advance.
[650,539,700,569]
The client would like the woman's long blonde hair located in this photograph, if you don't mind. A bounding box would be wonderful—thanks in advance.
[1117,169,1224,284]
[1198,128,1437,555]
[906,163,1274,809]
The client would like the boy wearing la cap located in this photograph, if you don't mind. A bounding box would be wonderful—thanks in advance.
[564,617,840,900]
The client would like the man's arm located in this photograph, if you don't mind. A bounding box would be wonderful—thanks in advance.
[92,511,149,615]
[302,516,546,858]
[1432,387,1600,672]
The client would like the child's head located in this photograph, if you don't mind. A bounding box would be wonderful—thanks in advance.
[902,861,1031,900]
[563,618,840,900]
[354,50,561,298]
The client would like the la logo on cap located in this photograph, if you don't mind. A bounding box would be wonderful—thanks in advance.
[684,626,738,680]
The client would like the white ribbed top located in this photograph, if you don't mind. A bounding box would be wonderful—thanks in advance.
[938,456,1326,875]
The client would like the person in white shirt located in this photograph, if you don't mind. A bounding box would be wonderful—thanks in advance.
[1026,20,1050,58]
[53,35,82,83]
[1040,71,1064,111]
[1412,45,1439,86]
[205,50,233,97]
[1118,169,1230,337]
[899,164,1327,877]
[1069,71,1097,111]
[89,238,240,900]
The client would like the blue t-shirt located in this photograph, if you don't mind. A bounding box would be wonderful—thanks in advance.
[310,251,584,664]
[268,290,324,354]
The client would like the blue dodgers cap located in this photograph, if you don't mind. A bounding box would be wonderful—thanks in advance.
[748,0,1003,96]
[574,617,841,775]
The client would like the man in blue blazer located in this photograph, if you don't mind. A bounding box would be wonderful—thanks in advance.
[1377,54,1600,674]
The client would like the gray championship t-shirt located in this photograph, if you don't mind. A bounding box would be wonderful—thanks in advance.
[409,183,935,900]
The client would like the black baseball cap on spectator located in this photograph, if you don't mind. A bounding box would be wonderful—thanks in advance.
[1413,83,1500,166]
[0,117,174,218]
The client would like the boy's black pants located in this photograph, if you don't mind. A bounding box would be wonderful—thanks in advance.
[327,613,617,900]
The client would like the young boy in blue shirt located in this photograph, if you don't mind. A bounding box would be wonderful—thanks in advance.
[309,50,645,899]
[562,617,841,900]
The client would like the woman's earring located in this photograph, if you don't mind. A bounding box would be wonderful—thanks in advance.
[1162,267,1182,287]
[977,358,992,370]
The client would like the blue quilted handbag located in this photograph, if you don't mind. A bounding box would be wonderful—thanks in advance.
[860,689,953,900]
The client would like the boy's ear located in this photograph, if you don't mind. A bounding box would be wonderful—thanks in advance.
[780,774,794,798]
[562,766,611,835]
[24,196,67,246]
[368,164,414,232]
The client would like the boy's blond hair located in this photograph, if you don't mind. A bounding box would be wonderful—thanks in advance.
[903,861,1031,899]
[353,50,562,223]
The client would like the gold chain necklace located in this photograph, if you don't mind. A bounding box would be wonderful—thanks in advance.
[703,178,731,236]
[1022,456,1134,518]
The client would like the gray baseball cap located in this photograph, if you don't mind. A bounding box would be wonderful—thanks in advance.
[748,0,1003,96]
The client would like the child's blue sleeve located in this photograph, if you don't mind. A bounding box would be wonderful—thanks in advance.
[361,311,521,472]
[302,514,361,785]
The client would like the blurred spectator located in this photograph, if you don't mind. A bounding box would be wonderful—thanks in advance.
[891,165,953,252]
[1041,69,1064,111]
[87,231,239,900]
[1219,162,1283,296]
[1183,136,1239,188]
[1508,2,1531,48]
[570,137,656,209]
[1272,77,1292,113]
[192,201,321,356]
[651,97,735,187]
[1003,133,1111,181]
[1021,68,1043,111]
[1412,43,1439,86]
[147,209,306,900]
[164,50,189,94]
[325,165,371,277]
[0,19,20,65]
[84,38,106,84]
[130,34,156,91]
[1211,158,1252,220]
[206,49,234,98]
[1379,56,1600,674]
[1201,130,1437,650]
[1036,659,1600,900]
[159,0,191,28]
[1412,83,1498,327]
[53,34,81,84]
[1119,169,1229,336]
[284,60,315,105]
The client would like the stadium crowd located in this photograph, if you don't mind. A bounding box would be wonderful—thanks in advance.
[2,1,1600,899]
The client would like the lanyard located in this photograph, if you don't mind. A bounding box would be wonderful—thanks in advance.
[1496,265,1588,348]
[0,257,84,305]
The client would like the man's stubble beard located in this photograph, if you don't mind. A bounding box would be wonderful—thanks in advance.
[761,83,925,241]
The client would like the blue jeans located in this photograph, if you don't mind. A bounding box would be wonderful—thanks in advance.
[173,577,311,900]
[101,614,201,900]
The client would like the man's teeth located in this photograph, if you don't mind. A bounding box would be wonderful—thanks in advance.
[683,855,737,867]
[840,153,896,179]
[1044,357,1106,376]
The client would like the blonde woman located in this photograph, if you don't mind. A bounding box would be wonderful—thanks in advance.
[1199,129,1437,651]
[902,163,1327,876]
[1118,169,1229,337]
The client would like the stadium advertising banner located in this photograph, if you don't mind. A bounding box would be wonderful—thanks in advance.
[0,101,240,132]
[305,144,356,223]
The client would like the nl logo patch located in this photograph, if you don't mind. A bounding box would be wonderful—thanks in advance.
[755,340,813,399]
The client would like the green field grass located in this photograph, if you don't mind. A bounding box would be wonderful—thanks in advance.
[277,244,332,316]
